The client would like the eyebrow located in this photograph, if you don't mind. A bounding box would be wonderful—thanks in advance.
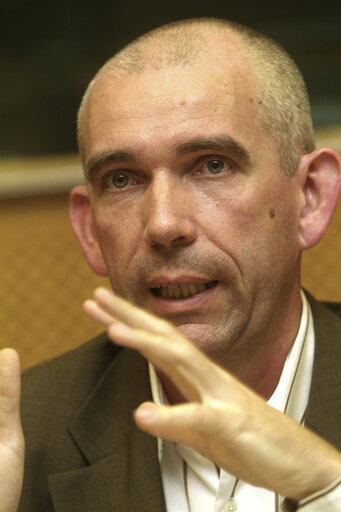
[86,149,136,183]
[85,135,251,183]
[174,135,251,163]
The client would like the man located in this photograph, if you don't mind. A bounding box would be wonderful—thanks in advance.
[0,17,341,512]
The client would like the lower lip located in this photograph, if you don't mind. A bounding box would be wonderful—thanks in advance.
[149,282,219,314]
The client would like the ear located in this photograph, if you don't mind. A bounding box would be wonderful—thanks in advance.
[297,148,341,250]
[69,185,108,276]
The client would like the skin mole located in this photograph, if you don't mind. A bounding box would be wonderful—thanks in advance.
[269,207,275,218]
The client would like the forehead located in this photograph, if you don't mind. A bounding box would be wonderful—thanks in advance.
[82,57,272,164]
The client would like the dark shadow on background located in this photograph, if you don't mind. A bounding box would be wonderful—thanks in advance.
[1,0,341,158]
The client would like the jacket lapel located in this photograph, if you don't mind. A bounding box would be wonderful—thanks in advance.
[305,295,341,451]
[48,348,166,512]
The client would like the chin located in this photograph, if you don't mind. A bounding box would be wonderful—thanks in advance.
[176,322,234,363]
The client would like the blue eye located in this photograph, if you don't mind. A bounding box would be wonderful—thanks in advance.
[206,160,225,174]
[111,174,129,188]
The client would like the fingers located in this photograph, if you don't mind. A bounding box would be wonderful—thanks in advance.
[134,400,253,485]
[134,401,238,461]
[86,288,205,370]
[84,288,254,409]
[85,289,184,362]
[84,287,224,402]
[111,322,211,402]
[83,299,118,328]
[92,287,171,334]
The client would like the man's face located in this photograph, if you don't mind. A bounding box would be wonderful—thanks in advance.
[78,56,303,371]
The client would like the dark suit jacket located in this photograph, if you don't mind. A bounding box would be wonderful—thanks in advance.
[18,296,341,511]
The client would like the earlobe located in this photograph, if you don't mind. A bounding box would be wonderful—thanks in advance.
[298,148,341,250]
[69,185,108,276]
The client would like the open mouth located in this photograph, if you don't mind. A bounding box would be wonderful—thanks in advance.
[150,280,218,300]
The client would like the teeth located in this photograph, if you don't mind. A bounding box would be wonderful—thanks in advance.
[153,282,215,299]
[173,286,182,299]
[189,284,197,296]
[161,287,171,299]
[180,284,190,298]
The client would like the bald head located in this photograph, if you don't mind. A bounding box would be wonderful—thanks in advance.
[78,18,315,175]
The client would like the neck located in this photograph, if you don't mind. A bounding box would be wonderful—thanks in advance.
[234,287,303,400]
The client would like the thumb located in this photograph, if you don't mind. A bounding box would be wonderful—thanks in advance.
[0,348,24,512]
[133,401,206,447]
[0,348,23,447]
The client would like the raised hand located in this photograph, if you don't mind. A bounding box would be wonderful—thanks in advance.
[85,287,341,502]
[0,349,24,512]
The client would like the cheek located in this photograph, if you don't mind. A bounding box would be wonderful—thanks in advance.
[199,183,297,273]
[94,207,141,272]
[195,186,265,245]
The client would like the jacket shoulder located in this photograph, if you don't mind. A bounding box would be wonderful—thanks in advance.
[22,332,120,406]
[19,334,122,511]
[305,293,341,451]
[322,301,341,318]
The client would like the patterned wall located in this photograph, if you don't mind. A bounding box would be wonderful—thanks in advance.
[0,194,108,369]
[0,191,340,370]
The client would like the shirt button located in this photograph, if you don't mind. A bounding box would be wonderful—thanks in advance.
[224,499,237,512]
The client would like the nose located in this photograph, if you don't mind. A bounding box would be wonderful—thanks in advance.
[142,174,197,248]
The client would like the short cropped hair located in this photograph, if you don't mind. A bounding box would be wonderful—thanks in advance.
[78,18,316,176]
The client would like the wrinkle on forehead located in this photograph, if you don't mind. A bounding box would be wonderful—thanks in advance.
[80,49,264,166]
[78,29,264,156]
[87,64,257,123]
[85,34,259,117]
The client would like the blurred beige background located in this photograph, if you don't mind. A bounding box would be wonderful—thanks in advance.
[1,126,340,370]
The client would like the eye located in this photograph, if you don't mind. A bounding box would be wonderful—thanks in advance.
[192,157,234,179]
[206,159,226,174]
[111,173,129,188]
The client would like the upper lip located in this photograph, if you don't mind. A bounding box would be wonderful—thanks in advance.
[147,274,216,288]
